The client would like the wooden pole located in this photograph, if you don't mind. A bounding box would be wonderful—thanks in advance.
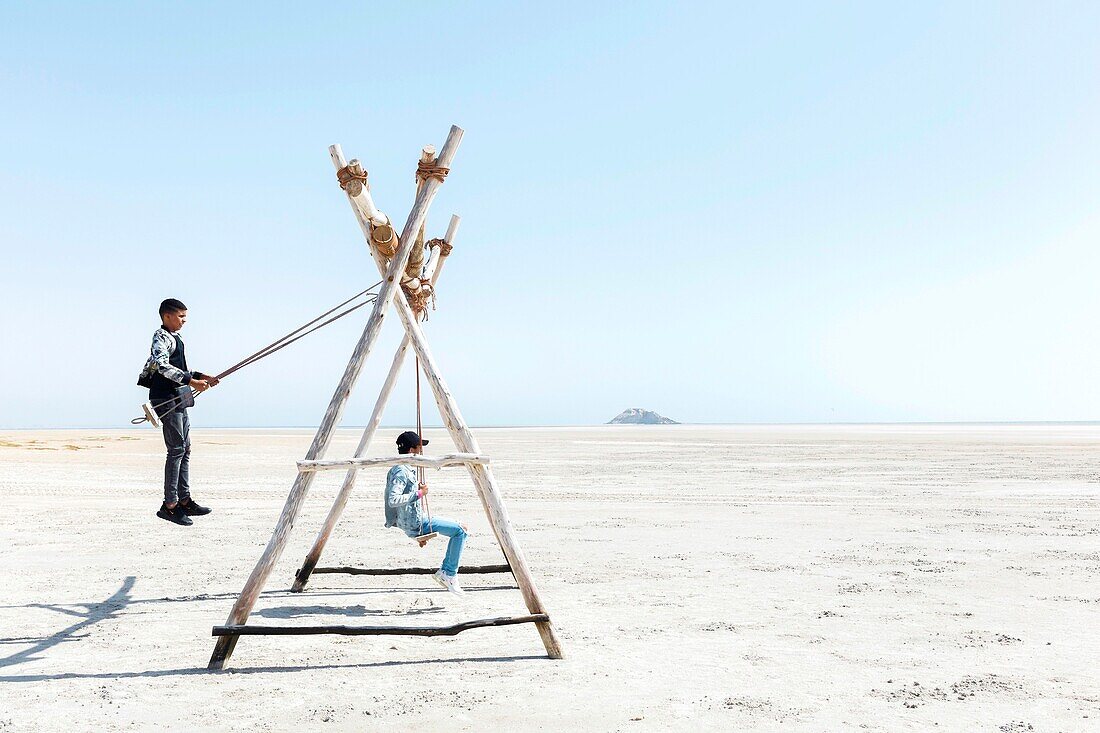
[343,159,387,227]
[291,215,461,593]
[423,214,460,284]
[343,172,564,659]
[297,453,490,473]
[207,126,463,670]
[413,146,433,259]
[401,145,439,292]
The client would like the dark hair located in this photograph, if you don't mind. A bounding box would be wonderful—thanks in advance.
[397,444,411,455]
[159,298,187,316]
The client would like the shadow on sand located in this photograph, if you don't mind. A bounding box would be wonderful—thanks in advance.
[0,575,136,671]
[0,577,538,682]
[254,603,446,620]
[0,654,549,683]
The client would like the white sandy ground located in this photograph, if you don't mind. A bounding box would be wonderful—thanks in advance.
[0,425,1097,732]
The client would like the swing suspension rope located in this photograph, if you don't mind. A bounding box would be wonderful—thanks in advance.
[416,355,433,536]
[132,280,383,425]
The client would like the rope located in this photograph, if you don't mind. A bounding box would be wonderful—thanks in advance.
[132,281,382,425]
[401,238,450,320]
[402,281,434,320]
[336,164,368,195]
[416,355,433,537]
[415,159,449,184]
[428,238,453,258]
[370,223,397,258]
[216,283,380,379]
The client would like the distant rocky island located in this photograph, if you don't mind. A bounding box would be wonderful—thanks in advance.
[608,408,679,425]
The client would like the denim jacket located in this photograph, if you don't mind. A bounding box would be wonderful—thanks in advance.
[384,464,423,534]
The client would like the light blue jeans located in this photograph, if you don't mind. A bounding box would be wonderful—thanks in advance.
[407,517,466,576]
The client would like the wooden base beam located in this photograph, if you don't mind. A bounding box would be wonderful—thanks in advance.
[212,614,549,637]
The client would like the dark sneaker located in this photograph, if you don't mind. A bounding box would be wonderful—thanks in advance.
[156,503,194,526]
[179,498,212,516]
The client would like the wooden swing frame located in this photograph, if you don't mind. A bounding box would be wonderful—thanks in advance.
[206,125,563,670]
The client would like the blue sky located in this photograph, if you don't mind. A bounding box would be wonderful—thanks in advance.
[2,2,1099,427]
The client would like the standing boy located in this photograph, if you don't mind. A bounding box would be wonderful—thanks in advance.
[144,298,217,526]
[384,431,468,595]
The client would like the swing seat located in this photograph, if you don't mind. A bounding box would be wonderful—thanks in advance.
[415,532,438,544]
[141,402,162,429]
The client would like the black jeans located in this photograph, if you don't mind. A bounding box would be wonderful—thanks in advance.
[161,408,191,505]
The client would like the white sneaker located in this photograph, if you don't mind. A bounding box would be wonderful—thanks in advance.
[432,569,464,596]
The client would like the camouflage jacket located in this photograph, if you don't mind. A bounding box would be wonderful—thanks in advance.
[143,327,192,386]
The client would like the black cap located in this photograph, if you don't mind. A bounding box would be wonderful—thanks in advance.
[396,431,428,450]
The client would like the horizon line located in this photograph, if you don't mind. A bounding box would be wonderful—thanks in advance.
[4,420,1100,431]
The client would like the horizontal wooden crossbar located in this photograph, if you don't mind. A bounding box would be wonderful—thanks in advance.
[297,452,491,473]
[212,614,549,637]
[309,564,513,577]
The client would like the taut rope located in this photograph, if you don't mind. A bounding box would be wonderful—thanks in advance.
[132,281,383,425]
[416,355,433,536]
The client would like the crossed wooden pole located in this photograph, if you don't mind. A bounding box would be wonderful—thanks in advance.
[207,125,563,670]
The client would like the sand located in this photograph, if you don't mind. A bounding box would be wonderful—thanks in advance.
[0,424,1097,731]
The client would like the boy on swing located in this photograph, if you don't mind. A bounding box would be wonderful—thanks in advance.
[384,431,468,595]
[145,298,218,526]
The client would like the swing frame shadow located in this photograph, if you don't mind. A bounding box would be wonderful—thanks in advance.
[0,576,528,681]
[0,654,549,684]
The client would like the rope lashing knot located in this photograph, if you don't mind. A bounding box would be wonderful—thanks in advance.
[415,160,450,184]
[336,161,369,196]
[427,238,453,258]
[402,281,435,320]
[370,223,398,258]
